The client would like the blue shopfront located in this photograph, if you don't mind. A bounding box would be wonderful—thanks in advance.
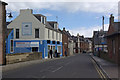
[6,37,63,59]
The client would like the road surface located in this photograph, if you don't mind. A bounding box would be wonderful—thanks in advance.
[3,54,101,78]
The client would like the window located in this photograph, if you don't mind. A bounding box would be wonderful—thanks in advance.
[52,41,55,44]
[56,32,58,40]
[47,40,50,44]
[44,17,46,24]
[32,47,38,52]
[16,29,19,39]
[10,40,13,52]
[112,40,115,54]
[54,23,57,29]
[42,17,44,24]
[59,33,61,41]
[48,30,50,39]
[35,29,39,38]
[52,31,54,39]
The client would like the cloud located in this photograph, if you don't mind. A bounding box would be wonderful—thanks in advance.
[5,1,118,16]
[69,24,109,37]
[43,13,52,17]
[2,0,119,2]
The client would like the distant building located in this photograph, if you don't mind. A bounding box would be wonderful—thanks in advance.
[106,14,120,63]
[61,27,73,56]
[6,9,62,59]
[0,1,8,65]
[72,34,92,53]
[93,30,108,56]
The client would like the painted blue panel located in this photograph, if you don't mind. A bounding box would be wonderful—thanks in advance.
[6,30,14,54]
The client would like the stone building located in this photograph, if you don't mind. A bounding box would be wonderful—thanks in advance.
[6,9,62,59]
[72,34,91,53]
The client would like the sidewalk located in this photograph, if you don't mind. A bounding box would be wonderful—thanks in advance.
[90,53,118,79]
[2,56,65,72]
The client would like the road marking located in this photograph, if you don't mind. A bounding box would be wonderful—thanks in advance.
[65,62,71,65]
[41,76,46,78]
[52,66,63,72]
[91,59,107,80]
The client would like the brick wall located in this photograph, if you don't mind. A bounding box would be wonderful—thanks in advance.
[0,2,7,65]
[62,32,69,56]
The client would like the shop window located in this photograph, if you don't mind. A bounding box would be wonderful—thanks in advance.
[10,40,14,52]
[57,41,60,44]
[52,41,55,44]
[47,40,50,44]
[32,47,38,52]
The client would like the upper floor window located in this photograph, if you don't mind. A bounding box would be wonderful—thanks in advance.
[52,31,54,39]
[16,29,19,39]
[59,33,61,41]
[35,29,39,38]
[56,32,58,40]
[54,23,58,29]
[48,30,50,39]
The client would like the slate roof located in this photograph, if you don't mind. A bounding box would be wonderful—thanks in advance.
[33,14,61,33]
[106,22,120,37]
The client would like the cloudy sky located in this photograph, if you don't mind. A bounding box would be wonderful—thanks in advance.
[3,0,119,37]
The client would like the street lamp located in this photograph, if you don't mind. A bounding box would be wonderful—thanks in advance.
[6,12,13,19]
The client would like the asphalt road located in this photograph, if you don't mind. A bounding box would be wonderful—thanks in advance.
[3,54,100,78]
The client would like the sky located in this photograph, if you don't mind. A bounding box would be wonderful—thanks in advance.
[3,0,119,37]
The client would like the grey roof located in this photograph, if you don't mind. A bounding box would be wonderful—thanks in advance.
[106,22,120,37]
[45,21,61,33]
[33,14,46,22]
[33,14,61,33]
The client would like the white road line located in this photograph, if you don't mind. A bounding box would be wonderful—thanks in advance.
[41,76,46,78]
[52,66,63,72]
[65,62,71,65]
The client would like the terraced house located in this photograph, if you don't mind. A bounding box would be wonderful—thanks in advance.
[6,9,62,59]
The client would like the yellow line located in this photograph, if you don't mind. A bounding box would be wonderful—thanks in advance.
[93,59,107,80]
[91,59,107,80]
[91,59,103,79]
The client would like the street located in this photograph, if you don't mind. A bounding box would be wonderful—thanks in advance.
[3,54,101,78]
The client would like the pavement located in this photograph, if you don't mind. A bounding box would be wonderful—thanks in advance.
[2,54,101,78]
[90,53,119,80]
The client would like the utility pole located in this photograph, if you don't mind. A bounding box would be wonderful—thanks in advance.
[102,16,104,53]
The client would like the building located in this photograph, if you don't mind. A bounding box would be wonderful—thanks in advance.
[6,9,62,59]
[0,1,8,65]
[61,27,73,56]
[93,30,108,56]
[84,38,92,53]
[72,34,91,53]
[106,14,120,63]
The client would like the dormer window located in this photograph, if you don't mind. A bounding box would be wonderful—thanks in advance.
[44,17,46,24]
[54,23,58,29]
[41,16,45,24]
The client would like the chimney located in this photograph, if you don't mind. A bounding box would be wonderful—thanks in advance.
[63,27,65,31]
[20,9,33,15]
[110,14,114,25]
